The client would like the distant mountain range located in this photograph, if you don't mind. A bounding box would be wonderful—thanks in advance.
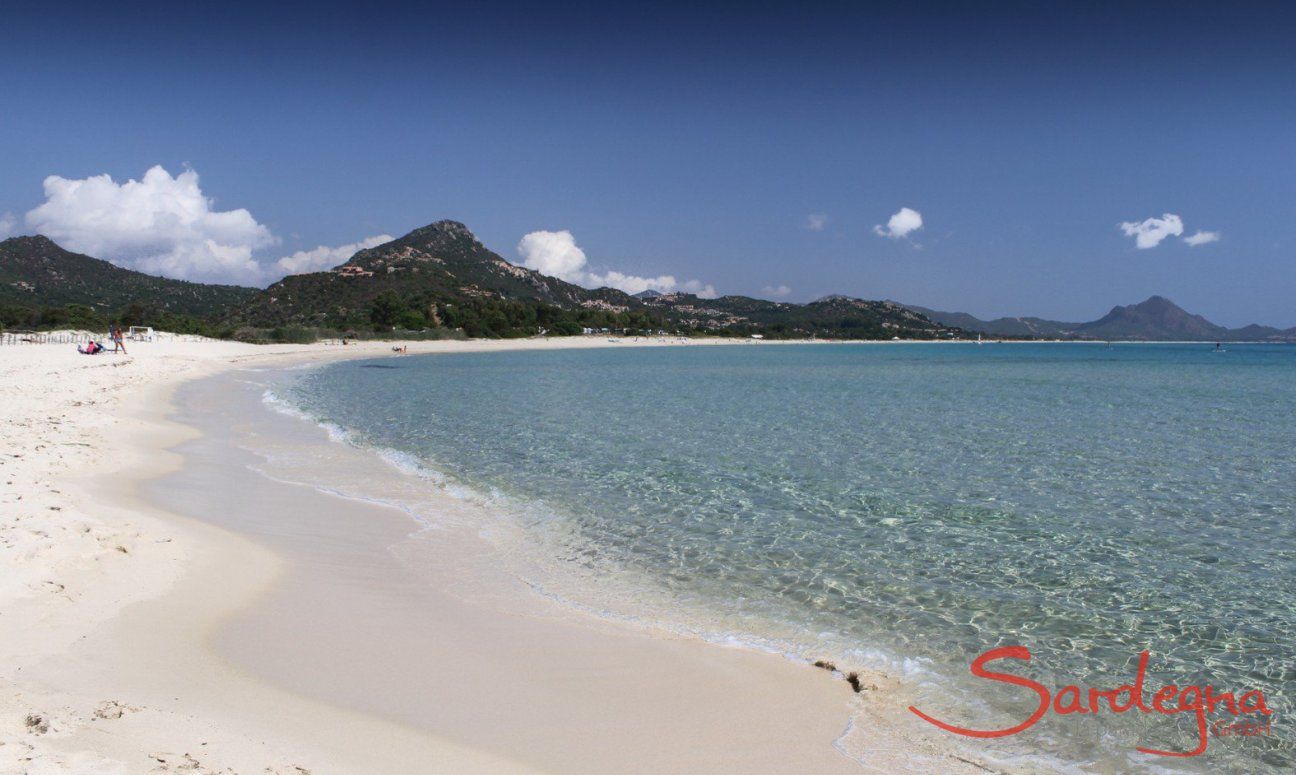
[225,220,955,338]
[0,235,258,319]
[903,296,1296,342]
[4,224,1291,342]
[2,222,954,340]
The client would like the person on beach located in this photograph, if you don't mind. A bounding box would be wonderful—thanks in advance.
[110,325,127,354]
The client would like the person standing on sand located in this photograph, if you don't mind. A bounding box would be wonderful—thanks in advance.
[110,325,127,354]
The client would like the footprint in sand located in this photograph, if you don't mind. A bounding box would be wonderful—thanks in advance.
[148,751,207,773]
[93,700,141,720]
[24,714,50,735]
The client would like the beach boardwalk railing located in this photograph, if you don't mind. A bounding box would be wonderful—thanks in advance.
[1,330,99,345]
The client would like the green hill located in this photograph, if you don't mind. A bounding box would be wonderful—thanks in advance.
[230,220,957,340]
[230,220,639,329]
[0,224,961,340]
[901,303,1077,338]
[1,235,258,322]
[641,293,948,339]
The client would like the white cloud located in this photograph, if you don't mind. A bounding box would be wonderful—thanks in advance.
[679,279,718,299]
[762,284,792,298]
[1118,213,1184,249]
[806,213,828,231]
[516,230,589,282]
[1183,230,1220,247]
[0,212,16,239]
[20,164,389,286]
[873,207,923,239]
[25,165,277,285]
[518,229,717,298]
[275,234,394,275]
[587,270,678,296]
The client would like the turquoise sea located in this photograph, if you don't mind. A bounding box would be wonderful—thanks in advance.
[280,343,1294,772]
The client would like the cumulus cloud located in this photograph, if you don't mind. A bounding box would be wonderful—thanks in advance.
[1118,213,1184,249]
[679,279,718,299]
[275,234,394,276]
[762,284,792,298]
[806,213,828,231]
[586,270,678,296]
[0,212,16,239]
[24,165,278,285]
[516,230,589,282]
[518,229,716,298]
[1183,229,1220,247]
[873,207,923,239]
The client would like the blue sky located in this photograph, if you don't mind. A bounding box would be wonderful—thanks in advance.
[2,1,1293,325]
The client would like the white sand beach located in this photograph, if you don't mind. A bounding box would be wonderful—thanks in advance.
[0,335,1001,774]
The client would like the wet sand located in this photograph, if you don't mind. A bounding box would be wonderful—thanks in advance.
[2,336,1005,773]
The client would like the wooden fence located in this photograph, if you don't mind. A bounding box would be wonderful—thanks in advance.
[0,331,215,345]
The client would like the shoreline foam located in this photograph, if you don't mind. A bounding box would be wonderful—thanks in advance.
[263,344,1285,774]
[160,364,883,773]
[3,335,1006,773]
[247,352,1070,774]
[1,337,562,773]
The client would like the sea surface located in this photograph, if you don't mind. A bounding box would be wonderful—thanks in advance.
[276,342,1294,772]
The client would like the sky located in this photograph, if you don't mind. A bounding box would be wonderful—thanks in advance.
[1,0,1294,326]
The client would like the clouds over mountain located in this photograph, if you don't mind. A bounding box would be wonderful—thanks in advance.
[275,234,395,275]
[21,166,389,286]
[517,229,717,298]
[25,166,277,285]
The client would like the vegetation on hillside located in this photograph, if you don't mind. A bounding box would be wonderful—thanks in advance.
[0,300,232,337]
[0,236,257,319]
[227,221,957,340]
[1,222,961,342]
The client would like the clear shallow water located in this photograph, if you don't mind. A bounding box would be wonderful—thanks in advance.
[284,343,1294,772]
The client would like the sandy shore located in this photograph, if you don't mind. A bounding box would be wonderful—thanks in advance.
[0,335,1002,773]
